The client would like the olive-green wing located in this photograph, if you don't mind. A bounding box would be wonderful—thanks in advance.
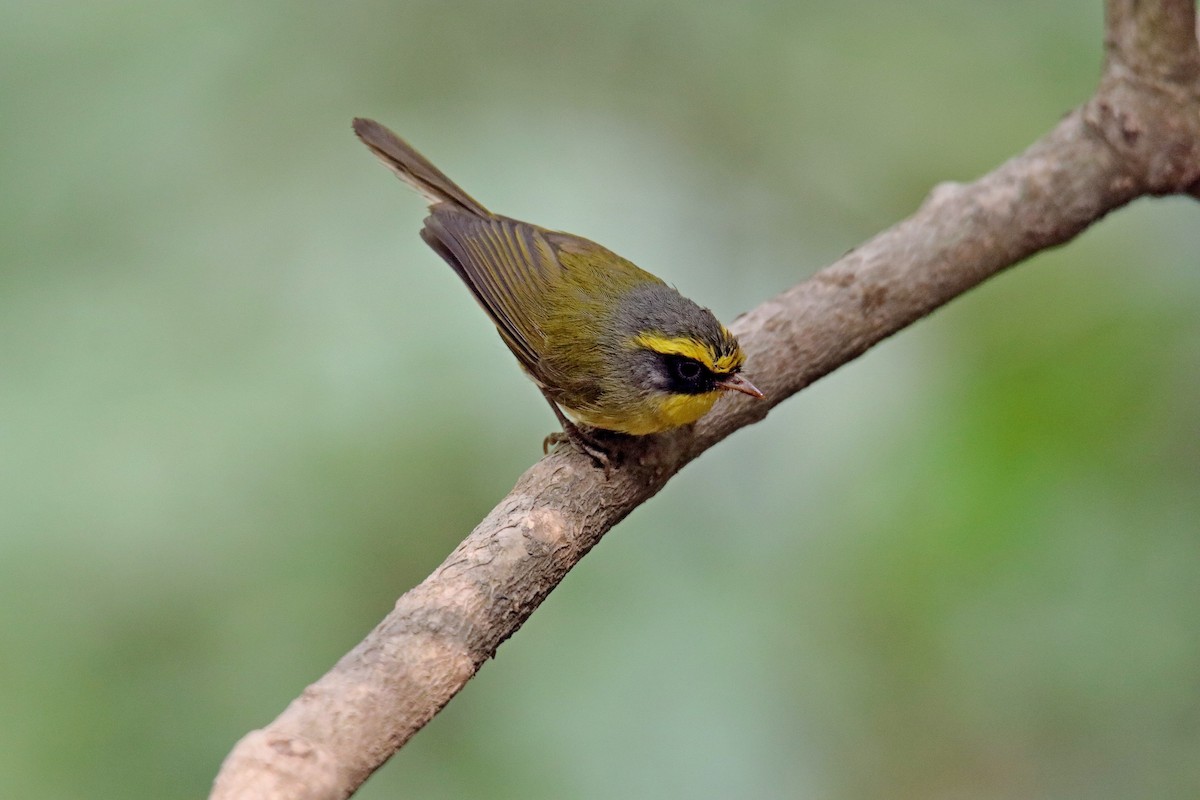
[421,209,562,375]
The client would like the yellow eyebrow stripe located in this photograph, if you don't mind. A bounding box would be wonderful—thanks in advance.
[633,332,743,374]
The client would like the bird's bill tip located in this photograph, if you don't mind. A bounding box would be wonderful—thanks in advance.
[715,373,764,399]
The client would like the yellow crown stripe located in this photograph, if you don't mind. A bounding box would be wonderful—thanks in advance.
[713,353,742,372]
[633,332,743,374]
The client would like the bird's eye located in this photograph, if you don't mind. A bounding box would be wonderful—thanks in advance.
[675,358,703,381]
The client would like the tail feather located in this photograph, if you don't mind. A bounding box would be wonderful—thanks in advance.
[352,118,489,215]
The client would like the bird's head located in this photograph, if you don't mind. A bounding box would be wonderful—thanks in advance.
[608,284,763,433]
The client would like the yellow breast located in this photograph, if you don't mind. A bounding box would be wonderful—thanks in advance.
[566,391,722,436]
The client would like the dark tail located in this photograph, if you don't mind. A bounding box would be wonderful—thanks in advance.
[352,118,490,215]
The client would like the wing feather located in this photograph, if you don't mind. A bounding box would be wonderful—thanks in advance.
[421,209,563,376]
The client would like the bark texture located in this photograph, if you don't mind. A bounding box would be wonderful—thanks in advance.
[212,2,1200,797]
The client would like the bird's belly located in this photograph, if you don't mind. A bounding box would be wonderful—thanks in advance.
[565,392,721,436]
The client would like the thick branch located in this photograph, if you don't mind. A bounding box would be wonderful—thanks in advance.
[212,3,1200,798]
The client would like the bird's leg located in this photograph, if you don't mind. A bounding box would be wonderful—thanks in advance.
[540,394,611,470]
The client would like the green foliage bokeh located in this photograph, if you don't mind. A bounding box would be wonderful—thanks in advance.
[1,1,1198,798]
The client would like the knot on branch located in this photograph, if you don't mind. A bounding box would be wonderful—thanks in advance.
[212,730,344,800]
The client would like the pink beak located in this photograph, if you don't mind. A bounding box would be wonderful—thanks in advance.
[715,373,764,399]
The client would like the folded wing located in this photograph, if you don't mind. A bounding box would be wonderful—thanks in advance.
[421,210,564,377]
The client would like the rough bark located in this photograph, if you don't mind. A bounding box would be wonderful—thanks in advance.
[212,2,1200,797]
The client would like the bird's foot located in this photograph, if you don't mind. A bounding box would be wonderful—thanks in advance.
[543,424,612,472]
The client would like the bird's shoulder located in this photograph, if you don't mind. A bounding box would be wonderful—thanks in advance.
[539,229,665,295]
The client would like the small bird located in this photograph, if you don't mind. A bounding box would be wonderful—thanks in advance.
[353,117,763,464]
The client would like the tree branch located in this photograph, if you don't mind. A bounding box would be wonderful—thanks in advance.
[212,3,1200,798]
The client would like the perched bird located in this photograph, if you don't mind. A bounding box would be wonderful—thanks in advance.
[353,117,763,464]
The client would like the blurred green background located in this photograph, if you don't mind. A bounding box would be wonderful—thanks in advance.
[2,1,1198,798]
